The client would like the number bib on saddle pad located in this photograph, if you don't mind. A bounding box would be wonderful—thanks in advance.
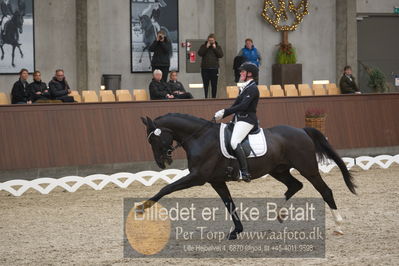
[220,123,268,159]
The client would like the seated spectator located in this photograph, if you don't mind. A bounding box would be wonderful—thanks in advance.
[11,68,32,104]
[149,69,174,100]
[49,69,75,102]
[27,71,50,103]
[168,71,193,99]
[340,66,361,94]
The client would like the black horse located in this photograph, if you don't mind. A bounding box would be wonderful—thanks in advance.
[0,8,24,68]
[138,14,169,67]
[139,113,357,239]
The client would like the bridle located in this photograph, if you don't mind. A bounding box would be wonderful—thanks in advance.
[147,118,216,156]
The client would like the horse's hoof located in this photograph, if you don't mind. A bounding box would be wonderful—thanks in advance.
[277,211,288,223]
[228,232,238,240]
[134,205,145,215]
[333,230,344,236]
[227,229,242,240]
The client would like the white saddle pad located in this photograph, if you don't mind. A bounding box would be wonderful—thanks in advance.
[220,123,268,159]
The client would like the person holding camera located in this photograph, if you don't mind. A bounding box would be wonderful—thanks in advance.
[149,30,172,82]
[198,33,224,98]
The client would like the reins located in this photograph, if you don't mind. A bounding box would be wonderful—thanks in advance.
[168,118,216,155]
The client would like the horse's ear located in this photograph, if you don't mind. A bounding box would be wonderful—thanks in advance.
[146,117,156,130]
[18,0,25,16]
[141,117,148,127]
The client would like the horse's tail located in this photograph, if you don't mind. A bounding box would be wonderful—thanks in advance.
[303,127,357,195]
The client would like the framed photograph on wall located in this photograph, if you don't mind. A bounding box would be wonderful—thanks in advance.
[0,0,35,74]
[130,0,179,73]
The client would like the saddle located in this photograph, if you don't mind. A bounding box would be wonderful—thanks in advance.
[220,123,268,159]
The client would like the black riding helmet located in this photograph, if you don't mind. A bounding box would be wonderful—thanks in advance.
[239,63,259,79]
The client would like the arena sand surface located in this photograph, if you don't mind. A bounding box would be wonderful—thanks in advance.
[0,165,398,266]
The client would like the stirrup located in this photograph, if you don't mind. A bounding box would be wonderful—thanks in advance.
[237,170,251,183]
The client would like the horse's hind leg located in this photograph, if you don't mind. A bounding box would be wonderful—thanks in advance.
[0,45,4,60]
[290,147,344,235]
[138,46,145,63]
[11,45,16,67]
[270,168,303,222]
[301,170,344,235]
[147,51,152,69]
[270,168,303,201]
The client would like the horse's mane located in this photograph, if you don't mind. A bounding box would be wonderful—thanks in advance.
[154,113,210,125]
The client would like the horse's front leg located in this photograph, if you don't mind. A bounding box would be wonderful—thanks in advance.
[138,45,145,63]
[136,171,205,211]
[17,45,23,58]
[211,182,243,240]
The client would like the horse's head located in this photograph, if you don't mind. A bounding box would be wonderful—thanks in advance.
[10,0,26,33]
[141,117,174,169]
[138,15,151,31]
[12,10,24,34]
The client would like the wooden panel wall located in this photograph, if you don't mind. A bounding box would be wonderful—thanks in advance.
[0,94,398,170]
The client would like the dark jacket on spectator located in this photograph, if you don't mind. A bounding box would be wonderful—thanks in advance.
[168,80,193,99]
[49,77,70,99]
[198,41,224,69]
[149,79,171,100]
[233,55,246,83]
[168,80,187,93]
[339,74,360,94]
[27,80,50,102]
[11,79,30,104]
[149,38,172,67]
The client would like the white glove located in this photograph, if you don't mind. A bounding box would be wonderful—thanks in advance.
[214,109,225,121]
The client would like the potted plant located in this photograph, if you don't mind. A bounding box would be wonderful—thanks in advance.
[368,68,389,93]
[261,0,310,86]
[305,108,327,135]
[359,61,390,93]
[276,43,297,64]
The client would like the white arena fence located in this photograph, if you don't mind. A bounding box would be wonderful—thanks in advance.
[1,155,398,197]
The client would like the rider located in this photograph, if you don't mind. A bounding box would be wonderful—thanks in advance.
[0,0,12,36]
[214,63,260,183]
[141,0,167,35]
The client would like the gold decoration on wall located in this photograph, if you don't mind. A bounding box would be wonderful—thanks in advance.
[261,0,309,32]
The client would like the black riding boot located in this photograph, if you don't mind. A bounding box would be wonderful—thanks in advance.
[234,144,251,183]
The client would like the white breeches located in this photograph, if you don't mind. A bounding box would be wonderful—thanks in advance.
[1,16,10,31]
[230,121,254,150]
[152,21,160,34]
